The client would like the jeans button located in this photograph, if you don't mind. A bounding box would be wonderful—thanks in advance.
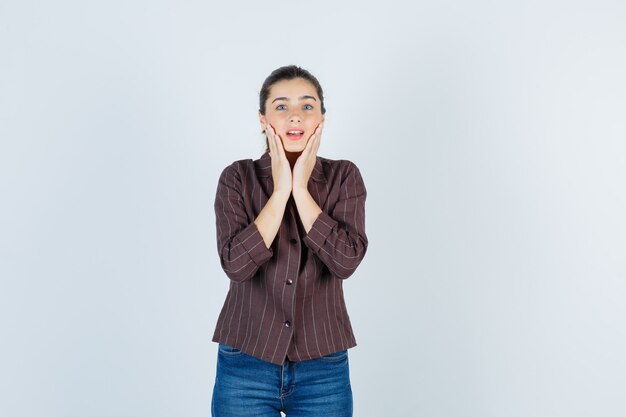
[286,279,293,285]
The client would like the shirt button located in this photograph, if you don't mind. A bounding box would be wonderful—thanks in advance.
[290,238,297,244]
[286,279,293,285]
[284,321,291,328]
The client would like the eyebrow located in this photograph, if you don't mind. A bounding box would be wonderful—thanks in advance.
[271,95,317,103]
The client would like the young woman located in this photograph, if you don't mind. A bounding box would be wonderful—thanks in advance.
[211,65,368,417]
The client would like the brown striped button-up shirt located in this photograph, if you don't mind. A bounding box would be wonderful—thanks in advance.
[212,150,368,365]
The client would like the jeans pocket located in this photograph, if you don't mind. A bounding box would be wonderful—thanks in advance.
[218,344,245,356]
[319,349,348,362]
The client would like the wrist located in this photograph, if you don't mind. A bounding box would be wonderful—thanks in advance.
[292,185,309,199]
[272,188,291,202]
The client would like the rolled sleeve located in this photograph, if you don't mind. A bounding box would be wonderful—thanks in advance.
[237,222,273,267]
[303,211,338,251]
[215,163,273,282]
[303,161,368,279]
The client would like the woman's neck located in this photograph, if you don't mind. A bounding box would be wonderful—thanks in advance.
[284,150,302,169]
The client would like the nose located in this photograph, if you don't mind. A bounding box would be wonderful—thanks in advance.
[289,109,302,123]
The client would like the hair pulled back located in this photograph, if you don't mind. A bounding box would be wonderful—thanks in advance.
[259,65,326,116]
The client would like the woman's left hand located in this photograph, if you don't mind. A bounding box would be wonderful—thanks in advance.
[292,123,323,192]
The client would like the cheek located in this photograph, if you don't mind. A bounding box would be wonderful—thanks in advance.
[263,115,279,129]
[266,113,286,125]
[307,114,323,127]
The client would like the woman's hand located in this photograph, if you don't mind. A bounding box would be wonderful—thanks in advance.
[292,123,323,192]
[266,123,292,198]
[292,123,323,232]
[253,123,292,249]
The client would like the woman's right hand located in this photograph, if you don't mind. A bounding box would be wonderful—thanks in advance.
[252,124,292,249]
[266,123,292,198]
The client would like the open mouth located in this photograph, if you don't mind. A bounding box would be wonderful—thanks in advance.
[285,129,305,140]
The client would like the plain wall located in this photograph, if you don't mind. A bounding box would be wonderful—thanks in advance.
[1,0,625,416]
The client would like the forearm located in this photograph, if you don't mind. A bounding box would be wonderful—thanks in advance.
[302,211,368,279]
[254,190,291,248]
[298,161,368,279]
[293,187,323,233]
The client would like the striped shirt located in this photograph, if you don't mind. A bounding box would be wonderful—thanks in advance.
[212,150,368,365]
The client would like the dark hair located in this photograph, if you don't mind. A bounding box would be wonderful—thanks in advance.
[259,65,326,152]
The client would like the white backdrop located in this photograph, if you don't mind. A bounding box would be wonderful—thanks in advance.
[1,1,625,416]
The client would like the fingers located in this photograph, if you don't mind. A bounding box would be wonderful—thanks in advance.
[265,123,273,152]
[266,123,286,160]
[266,124,276,156]
[312,122,323,154]
[303,122,323,157]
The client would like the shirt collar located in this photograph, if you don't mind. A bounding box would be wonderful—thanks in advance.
[255,151,327,183]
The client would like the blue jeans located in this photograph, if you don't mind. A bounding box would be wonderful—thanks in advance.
[211,344,353,417]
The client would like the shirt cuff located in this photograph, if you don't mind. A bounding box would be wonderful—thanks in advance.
[303,211,338,251]
[238,222,274,266]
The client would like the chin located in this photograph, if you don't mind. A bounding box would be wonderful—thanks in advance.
[285,147,305,154]
[282,142,306,153]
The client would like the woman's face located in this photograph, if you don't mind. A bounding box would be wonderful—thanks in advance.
[259,77,324,153]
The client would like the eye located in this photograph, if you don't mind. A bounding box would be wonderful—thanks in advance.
[304,104,313,110]
[276,104,286,110]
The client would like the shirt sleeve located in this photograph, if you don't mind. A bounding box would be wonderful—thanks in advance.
[214,162,273,282]
[303,161,368,279]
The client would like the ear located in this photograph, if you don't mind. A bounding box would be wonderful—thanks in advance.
[258,112,267,133]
